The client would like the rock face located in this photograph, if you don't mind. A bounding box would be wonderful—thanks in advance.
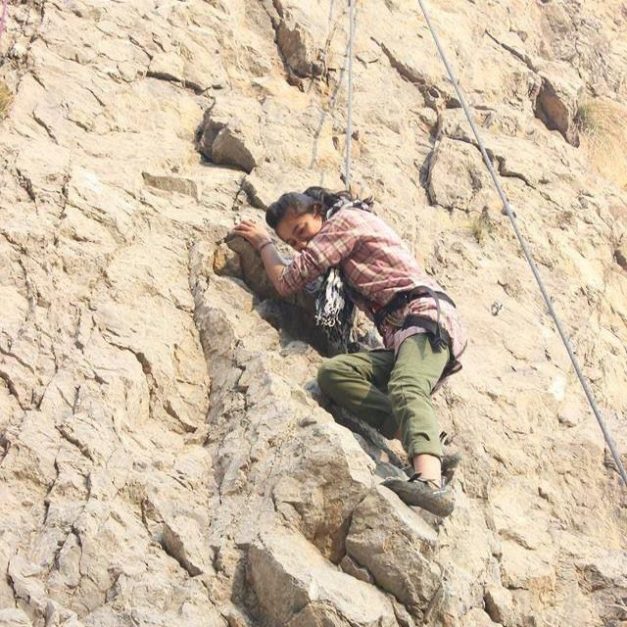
[0,1,625,626]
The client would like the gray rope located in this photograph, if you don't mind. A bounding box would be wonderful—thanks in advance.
[415,0,627,487]
[344,0,356,187]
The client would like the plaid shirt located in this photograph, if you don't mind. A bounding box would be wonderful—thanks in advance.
[277,207,467,359]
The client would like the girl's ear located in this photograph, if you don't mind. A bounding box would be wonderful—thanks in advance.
[312,201,324,216]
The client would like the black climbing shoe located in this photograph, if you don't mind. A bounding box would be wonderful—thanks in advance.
[382,474,455,517]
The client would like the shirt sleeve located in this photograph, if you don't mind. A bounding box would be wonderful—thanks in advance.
[276,210,361,296]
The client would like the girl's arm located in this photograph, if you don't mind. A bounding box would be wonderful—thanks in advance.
[231,220,287,292]
[233,212,360,296]
[259,242,288,290]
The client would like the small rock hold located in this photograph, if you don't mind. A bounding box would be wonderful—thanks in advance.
[196,96,264,173]
[340,554,375,584]
[148,52,185,83]
[557,399,584,427]
[213,243,243,278]
[614,244,627,271]
[484,584,514,624]
[160,517,213,577]
[8,43,28,61]
[211,126,257,173]
[142,172,199,199]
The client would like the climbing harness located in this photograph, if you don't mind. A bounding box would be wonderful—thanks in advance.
[373,286,454,331]
[373,285,463,379]
[411,0,627,486]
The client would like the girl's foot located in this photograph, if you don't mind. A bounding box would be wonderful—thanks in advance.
[382,474,454,517]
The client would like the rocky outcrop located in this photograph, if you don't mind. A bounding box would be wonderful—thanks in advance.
[249,529,398,626]
[196,98,263,173]
[345,487,442,622]
[534,69,582,147]
[0,0,625,626]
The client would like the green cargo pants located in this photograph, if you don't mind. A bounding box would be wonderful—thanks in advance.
[317,334,449,459]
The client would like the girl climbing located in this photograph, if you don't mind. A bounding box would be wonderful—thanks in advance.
[232,188,467,517]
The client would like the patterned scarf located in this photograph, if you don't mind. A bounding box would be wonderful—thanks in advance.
[312,198,371,353]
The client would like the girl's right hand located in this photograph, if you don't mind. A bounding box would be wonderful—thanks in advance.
[231,220,272,251]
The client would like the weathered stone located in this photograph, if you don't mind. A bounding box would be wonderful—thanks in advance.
[160,515,213,577]
[213,242,243,278]
[273,423,376,561]
[346,486,441,620]
[142,172,199,199]
[427,137,493,212]
[340,554,374,584]
[0,609,32,627]
[557,398,586,427]
[534,66,583,146]
[211,126,258,173]
[459,608,499,626]
[197,98,263,173]
[614,241,627,271]
[248,529,397,626]
[271,1,327,78]
[500,541,556,594]
[484,584,513,625]
[148,51,185,83]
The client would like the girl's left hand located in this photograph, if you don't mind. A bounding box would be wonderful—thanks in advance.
[231,220,272,251]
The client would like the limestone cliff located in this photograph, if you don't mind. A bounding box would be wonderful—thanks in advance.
[0,1,625,626]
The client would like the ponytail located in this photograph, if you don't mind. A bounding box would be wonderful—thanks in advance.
[303,187,373,212]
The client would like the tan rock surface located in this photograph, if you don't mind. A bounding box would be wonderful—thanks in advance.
[0,0,625,625]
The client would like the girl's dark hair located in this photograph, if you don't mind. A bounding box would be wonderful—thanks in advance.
[265,187,356,230]
[303,187,353,210]
[304,186,373,212]
[265,192,316,229]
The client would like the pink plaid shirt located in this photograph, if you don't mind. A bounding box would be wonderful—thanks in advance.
[277,207,467,360]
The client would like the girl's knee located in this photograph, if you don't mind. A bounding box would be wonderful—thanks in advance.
[317,359,338,392]
[317,356,351,393]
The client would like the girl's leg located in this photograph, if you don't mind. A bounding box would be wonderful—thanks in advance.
[387,334,450,485]
[317,350,396,435]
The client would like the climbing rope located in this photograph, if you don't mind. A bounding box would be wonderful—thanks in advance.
[343,0,356,187]
[414,0,627,487]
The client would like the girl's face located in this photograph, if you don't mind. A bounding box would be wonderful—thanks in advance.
[276,205,324,251]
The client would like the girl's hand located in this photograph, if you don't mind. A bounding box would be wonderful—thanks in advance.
[231,220,272,251]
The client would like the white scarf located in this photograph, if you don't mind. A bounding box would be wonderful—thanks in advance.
[313,198,371,353]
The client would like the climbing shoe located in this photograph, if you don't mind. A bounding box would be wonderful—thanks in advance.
[382,474,455,517]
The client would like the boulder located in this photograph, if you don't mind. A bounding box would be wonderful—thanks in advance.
[345,486,441,621]
[248,529,397,626]
[197,97,263,173]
